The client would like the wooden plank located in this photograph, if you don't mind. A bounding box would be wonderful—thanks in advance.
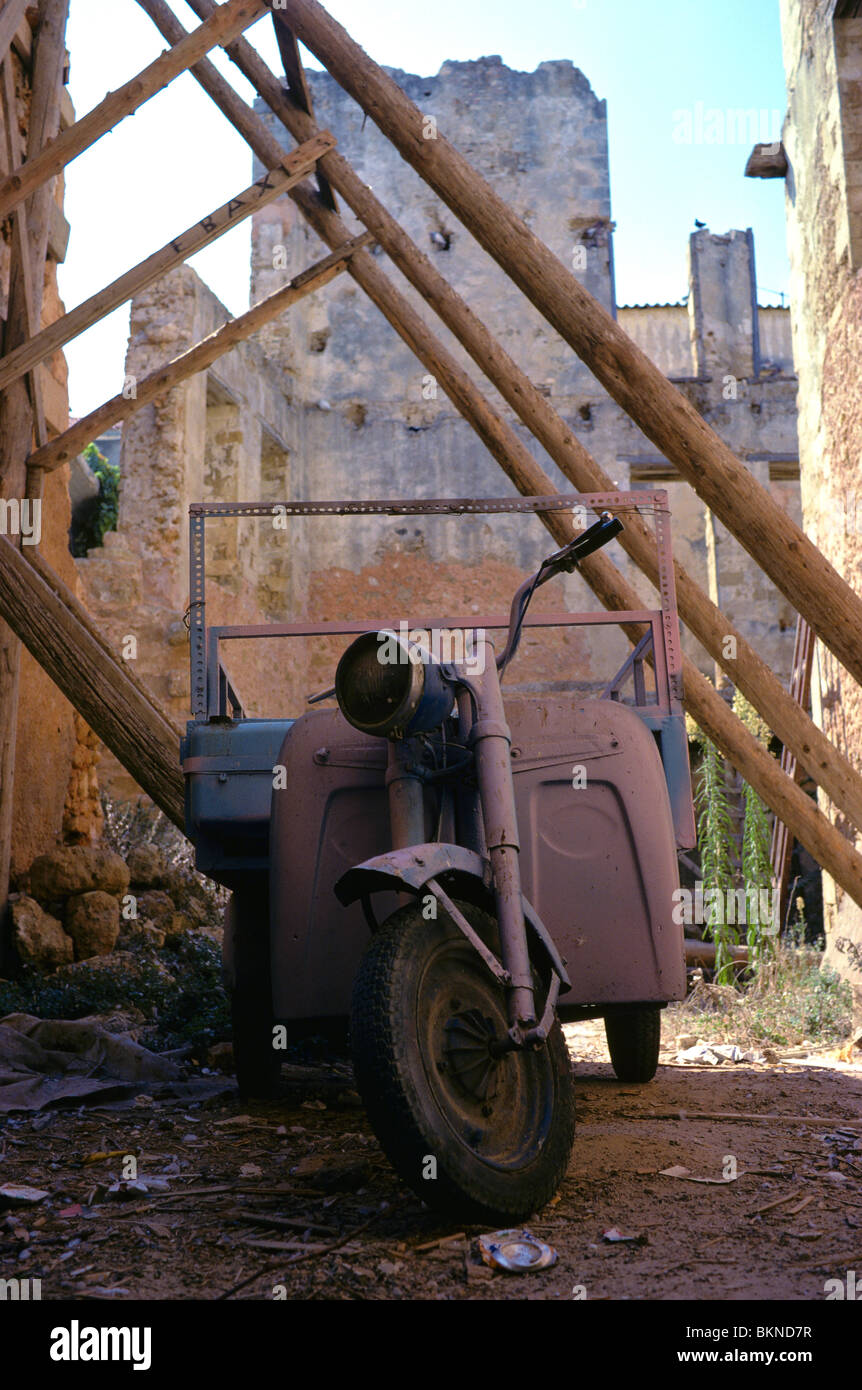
[0,0,266,223]
[136,3,862,910]
[267,7,335,208]
[0,535,184,827]
[0,0,68,937]
[27,231,374,473]
[275,0,862,695]
[0,57,47,449]
[182,0,862,838]
[0,130,335,392]
[11,12,32,65]
[0,0,29,68]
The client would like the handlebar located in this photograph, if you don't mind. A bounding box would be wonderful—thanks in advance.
[536,512,624,582]
[496,511,624,673]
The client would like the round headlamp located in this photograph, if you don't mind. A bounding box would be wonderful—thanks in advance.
[335,630,453,738]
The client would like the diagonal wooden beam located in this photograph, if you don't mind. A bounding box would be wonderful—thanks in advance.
[0,0,28,69]
[27,231,374,473]
[0,535,185,828]
[180,0,862,839]
[272,0,862,697]
[0,0,266,223]
[0,130,336,392]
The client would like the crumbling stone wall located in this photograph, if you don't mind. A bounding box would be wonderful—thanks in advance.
[76,265,300,799]
[781,0,862,1014]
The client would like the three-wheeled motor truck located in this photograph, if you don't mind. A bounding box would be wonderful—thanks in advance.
[182,492,695,1222]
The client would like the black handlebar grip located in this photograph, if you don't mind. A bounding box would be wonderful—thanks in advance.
[570,512,624,562]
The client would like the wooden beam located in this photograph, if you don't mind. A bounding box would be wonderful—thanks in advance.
[0,0,68,936]
[273,0,862,695]
[23,0,68,309]
[27,231,374,472]
[0,59,47,449]
[266,4,335,209]
[0,0,266,223]
[135,0,296,170]
[0,131,336,392]
[685,939,749,966]
[182,0,862,838]
[0,0,29,68]
[0,535,184,828]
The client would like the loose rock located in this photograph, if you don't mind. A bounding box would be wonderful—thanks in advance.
[135,890,176,931]
[126,844,167,889]
[65,891,120,959]
[29,846,130,901]
[12,896,74,970]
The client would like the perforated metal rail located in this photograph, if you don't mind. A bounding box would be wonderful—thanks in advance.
[187,493,681,721]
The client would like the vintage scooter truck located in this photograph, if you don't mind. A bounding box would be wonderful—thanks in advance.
[182,492,695,1222]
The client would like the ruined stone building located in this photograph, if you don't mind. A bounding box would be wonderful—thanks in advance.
[78,56,802,802]
[773,0,862,1007]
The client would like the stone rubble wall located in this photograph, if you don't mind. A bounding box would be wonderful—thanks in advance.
[781,0,862,1015]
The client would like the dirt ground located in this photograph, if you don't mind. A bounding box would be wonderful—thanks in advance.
[2,1018,861,1302]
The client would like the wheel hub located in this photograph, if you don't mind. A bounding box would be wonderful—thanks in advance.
[442,1007,502,1102]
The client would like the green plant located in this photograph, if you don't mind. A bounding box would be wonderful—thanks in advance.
[733,693,778,971]
[693,732,738,983]
[70,442,120,556]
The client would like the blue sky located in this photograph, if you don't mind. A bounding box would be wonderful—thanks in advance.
[60,0,790,416]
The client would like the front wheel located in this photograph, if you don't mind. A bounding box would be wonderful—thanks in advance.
[604,1005,662,1083]
[350,899,576,1224]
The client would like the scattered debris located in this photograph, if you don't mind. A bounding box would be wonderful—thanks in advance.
[676,1043,748,1066]
[414,1232,466,1253]
[0,1183,49,1206]
[289,1154,372,1193]
[0,1013,180,1112]
[478,1229,558,1271]
[659,1165,742,1185]
[107,1178,171,1199]
[601,1226,648,1246]
[746,1190,804,1219]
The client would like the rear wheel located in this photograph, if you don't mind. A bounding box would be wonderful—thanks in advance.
[350,899,576,1224]
[604,1005,662,1083]
[226,891,280,1100]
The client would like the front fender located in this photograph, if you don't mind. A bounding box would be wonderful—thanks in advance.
[335,842,493,905]
[335,843,570,991]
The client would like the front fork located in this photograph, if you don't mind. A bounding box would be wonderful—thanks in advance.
[460,638,538,1038]
[384,636,540,1043]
